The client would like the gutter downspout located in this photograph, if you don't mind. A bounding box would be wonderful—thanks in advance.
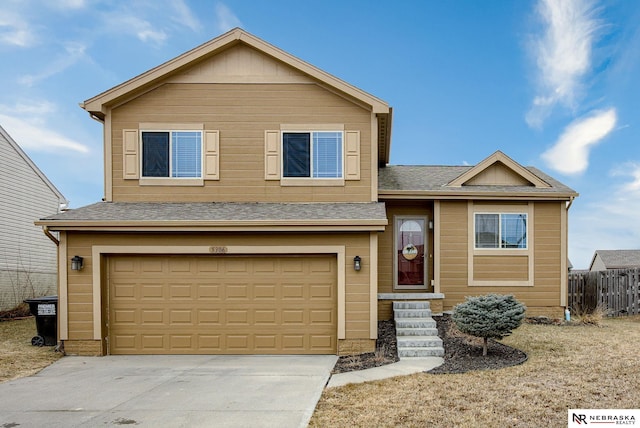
[42,226,59,246]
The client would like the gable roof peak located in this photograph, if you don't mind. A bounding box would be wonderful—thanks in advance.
[81,27,389,119]
[446,150,551,189]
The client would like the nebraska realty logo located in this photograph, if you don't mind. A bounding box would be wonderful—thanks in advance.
[569,409,639,426]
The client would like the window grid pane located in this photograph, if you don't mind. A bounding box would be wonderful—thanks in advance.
[475,214,499,248]
[171,131,202,178]
[283,133,311,177]
[141,132,170,177]
[312,132,342,178]
[501,214,527,248]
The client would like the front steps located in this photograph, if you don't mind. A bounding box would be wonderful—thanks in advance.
[393,301,445,358]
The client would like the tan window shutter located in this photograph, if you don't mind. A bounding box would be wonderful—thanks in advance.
[122,129,139,179]
[204,130,220,180]
[264,130,280,180]
[344,130,360,180]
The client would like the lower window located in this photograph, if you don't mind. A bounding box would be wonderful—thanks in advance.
[475,213,527,249]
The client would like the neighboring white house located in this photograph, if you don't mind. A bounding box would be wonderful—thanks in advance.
[0,124,67,311]
[589,250,640,272]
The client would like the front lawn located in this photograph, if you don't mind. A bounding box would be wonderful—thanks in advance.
[0,318,63,383]
[311,316,640,428]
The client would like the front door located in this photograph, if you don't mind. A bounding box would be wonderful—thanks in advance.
[394,216,427,289]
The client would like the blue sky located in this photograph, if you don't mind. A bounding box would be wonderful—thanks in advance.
[1,0,639,269]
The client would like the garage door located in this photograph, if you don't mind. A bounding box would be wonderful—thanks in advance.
[108,255,337,355]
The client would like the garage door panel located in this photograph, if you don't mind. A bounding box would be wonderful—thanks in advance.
[168,259,192,273]
[141,309,164,324]
[255,310,277,324]
[254,285,276,299]
[198,310,221,324]
[198,335,221,349]
[142,335,164,349]
[141,284,164,298]
[169,284,194,299]
[282,285,304,299]
[109,255,337,355]
[197,284,220,299]
[225,284,249,299]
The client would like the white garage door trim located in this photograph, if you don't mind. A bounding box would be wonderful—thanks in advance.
[90,245,346,341]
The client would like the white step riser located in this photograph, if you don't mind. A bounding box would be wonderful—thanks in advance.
[395,319,437,329]
[398,348,445,358]
[393,301,444,360]
[394,309,432,318]
[397,337,443,348]
[393,302,431,310]
[396,328,439,337]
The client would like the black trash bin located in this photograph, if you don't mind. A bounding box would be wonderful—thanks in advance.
[23,295,58,346]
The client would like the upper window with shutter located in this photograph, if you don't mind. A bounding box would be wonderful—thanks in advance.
[122,125,219,185]
[141,131,202,178]
[264,125,359,186]
[282,131,343,179]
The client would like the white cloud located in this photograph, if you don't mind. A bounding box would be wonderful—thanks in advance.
[172,0,202,32]
[0,10,36,47]
[19,42,88,86]
[215,2,242,33]
[116,14,167,45]
[612,162,640,192]
[526,0,602,128]
[0,101,90,154]
[541,108,616,175]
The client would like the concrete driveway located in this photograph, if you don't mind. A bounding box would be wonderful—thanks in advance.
[0,354,337,428]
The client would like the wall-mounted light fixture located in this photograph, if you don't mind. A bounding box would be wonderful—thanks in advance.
[353,256,361,272]
[71,255,84,271]
[428,220,434,230]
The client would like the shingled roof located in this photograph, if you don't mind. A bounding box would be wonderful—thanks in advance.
[590,250,640,270]
[378,165,577,199]
[37,201,387,231]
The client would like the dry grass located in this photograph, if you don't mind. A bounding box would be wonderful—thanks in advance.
[0,318,62,383]
[311,316,640,428]
[572,304,607,326]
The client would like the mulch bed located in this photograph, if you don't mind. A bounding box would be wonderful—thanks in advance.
[426,314,528,374]
[332,314,528,375]
[332,320,399,374]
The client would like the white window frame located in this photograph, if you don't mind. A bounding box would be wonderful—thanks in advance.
[467,202,534,287]
[280,129,345,183]
[474,212,528,250]
[139,129,204,180]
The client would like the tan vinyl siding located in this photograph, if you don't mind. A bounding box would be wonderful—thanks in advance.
[439,200,564,314]
[464,162,531,186]
[533,202,562,295]
[439,201,468,291]
[110,83,372,202]
[0,132,63,310]
[64,231,372,345]
[473,256,528,281]
[377,201,434,294]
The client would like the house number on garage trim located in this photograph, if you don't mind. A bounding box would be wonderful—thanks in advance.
[209,246,228,254]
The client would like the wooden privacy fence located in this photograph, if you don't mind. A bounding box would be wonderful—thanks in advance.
[568,268,640,316]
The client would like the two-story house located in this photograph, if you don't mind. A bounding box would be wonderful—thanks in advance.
[38,28,577,356]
